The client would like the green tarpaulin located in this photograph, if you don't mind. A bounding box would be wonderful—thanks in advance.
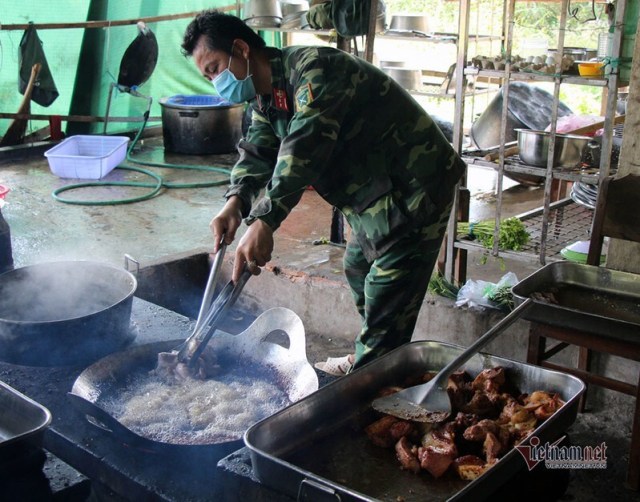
[0,1,281,137]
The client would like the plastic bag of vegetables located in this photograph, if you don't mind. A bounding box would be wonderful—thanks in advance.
[455,271,518,311]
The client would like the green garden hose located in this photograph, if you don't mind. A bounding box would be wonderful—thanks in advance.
[52,165,164,205]
[51,111,233,205]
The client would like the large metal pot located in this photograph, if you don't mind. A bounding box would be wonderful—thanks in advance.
[516,129,591,167]
[547,47,598,61]
[159,95,244,155]
[0,261,137,366]
[470,82,573,149]
[389,13,429,33]
[281,0,309,17]
[382,65,423,90]
[584,133,623,169]
[243,0,282,27]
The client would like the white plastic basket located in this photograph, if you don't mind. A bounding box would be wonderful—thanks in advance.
[44,135,129,179]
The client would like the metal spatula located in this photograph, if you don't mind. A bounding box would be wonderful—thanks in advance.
[372,298,533,422]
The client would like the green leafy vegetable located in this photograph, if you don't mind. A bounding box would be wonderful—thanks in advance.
[487,284,515,311]
[428,273,460,300]
[458,217,530,251]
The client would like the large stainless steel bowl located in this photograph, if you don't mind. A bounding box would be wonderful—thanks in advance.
[516,129,591,168]
[389,13,429,33]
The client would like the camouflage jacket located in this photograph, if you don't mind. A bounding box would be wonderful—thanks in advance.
[225,46,466,261]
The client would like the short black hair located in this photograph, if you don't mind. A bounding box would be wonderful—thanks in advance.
[181,10,266,57]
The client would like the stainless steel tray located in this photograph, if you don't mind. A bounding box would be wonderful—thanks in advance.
[0,380,52,463]
[244,341,585,502]
[512,262,640,340]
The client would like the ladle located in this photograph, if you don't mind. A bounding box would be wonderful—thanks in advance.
[372,298,533,422]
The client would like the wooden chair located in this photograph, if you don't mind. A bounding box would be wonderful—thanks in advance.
[526,173,640,490]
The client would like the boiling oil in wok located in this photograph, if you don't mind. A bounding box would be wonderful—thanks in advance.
[101,363,290,445]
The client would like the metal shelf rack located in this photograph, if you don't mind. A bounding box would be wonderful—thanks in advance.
[465,67,615,87]
[445,0,627,283]
[463,152,601,185]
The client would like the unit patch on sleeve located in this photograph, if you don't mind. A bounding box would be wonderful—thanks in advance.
[295,83,314,112]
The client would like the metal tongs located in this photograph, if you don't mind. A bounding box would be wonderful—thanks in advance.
[170,243,251,367]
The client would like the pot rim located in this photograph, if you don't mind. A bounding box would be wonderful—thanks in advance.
[159,95,243,110]
[0,260,137,325]
[515,128,592,141]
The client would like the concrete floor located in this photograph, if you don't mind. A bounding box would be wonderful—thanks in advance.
[1,134,639,501]
[0,135,542,280]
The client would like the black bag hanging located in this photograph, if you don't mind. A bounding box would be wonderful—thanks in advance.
[18,23,59,107]
[331,0,372,37]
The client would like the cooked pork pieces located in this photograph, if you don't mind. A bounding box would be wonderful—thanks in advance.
[155,345,222,381]
[366,367,564,481]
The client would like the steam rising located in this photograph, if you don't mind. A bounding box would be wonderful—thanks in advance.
[0,262,135,322]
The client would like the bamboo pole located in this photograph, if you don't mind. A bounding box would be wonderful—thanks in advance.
[0,63,41,146]
[0,4,237,31]
[0,113,161,123]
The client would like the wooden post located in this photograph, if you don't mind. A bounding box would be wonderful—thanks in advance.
[606,15,640,273]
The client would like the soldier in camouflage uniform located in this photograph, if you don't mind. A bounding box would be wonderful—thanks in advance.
[182,10,466,373]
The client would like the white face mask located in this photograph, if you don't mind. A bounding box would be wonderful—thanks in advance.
[212,51,256,103]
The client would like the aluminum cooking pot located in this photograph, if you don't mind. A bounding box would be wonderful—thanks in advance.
[584,133,623,169]
[382,66,423,90]
[281,0,309,17]
[547,47,598,61]
[0,381,51,468]
[389,13,429,33]
[0,261,137,366]
[159,95,243,155]
[244,0,282,27]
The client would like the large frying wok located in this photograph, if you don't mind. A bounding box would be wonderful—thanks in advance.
[69,307,318,458]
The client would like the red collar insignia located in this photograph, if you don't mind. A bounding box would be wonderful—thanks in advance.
[273,88,289,111]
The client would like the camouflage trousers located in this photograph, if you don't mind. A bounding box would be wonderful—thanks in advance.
[344,202,453,370]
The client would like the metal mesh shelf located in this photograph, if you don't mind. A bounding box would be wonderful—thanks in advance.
[455,198,594,263]
[518,198,594,259]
